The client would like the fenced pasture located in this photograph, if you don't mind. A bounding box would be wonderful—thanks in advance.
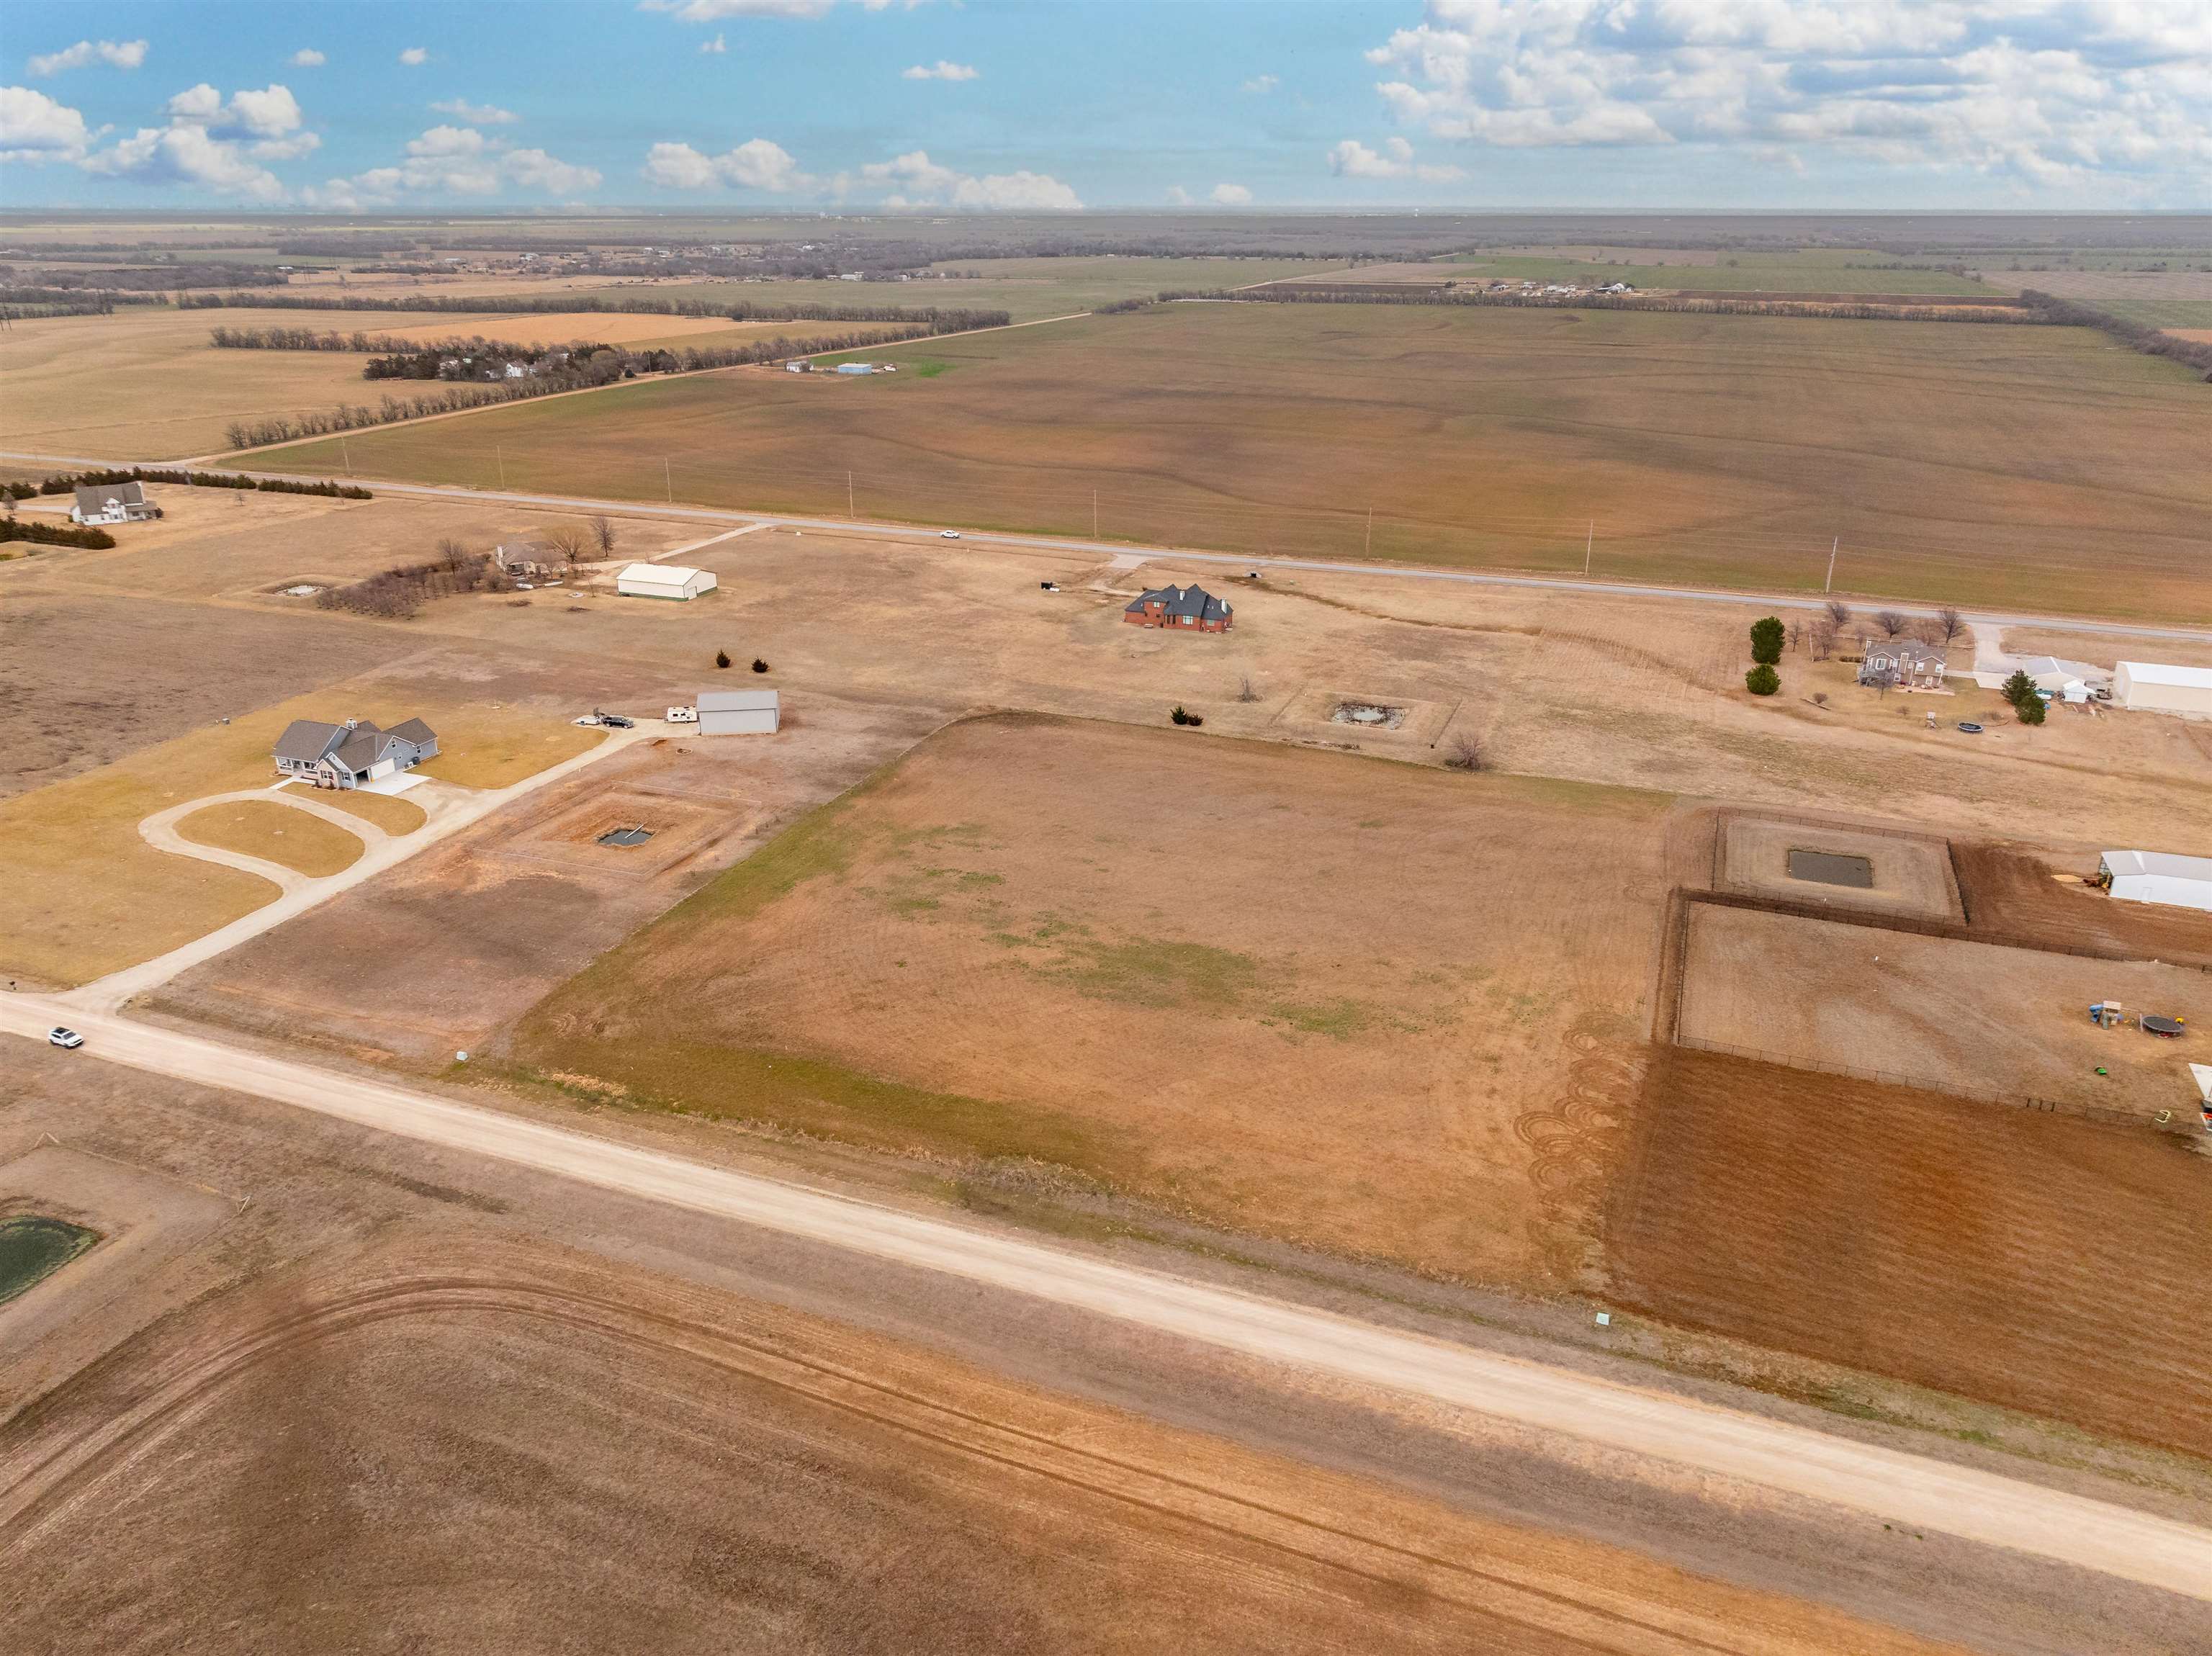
[251,302,2212,619]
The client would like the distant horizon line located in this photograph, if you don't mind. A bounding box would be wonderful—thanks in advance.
[7,206,2212,222]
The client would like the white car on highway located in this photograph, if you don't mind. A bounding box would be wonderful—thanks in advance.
[48,1027,84,1049]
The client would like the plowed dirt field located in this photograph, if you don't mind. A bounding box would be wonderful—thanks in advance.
[1606,1047,2212,1458]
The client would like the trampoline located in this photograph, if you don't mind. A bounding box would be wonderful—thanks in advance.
[2142,1015,2185,1038]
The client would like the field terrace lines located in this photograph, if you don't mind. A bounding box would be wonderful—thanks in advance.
[1,991,2209,1603]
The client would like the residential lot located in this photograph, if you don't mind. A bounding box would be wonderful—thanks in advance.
[252,302,2212,618]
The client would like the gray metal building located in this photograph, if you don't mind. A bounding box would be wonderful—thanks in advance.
[696,688,779,735]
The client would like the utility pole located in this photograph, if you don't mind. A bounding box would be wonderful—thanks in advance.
[342,436,353,478]
[1092,490,1099,539]
[848,470,855,519]
[664,456,673,503]
[1584,520,1593,577]
[1824,536,1838,593]
[497,446,506,489]
[1364,505,1373,557]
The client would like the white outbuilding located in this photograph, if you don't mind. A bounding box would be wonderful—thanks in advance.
[616,562,716,601]
[2114,662,2212,719]
[696,688,779,735]
[2100,849,2212,914]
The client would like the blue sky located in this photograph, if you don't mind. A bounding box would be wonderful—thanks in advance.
[4,1,2208,212]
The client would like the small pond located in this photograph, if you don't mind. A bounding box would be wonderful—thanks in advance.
[0,1215,101,1304]
[1786,848,1875,889]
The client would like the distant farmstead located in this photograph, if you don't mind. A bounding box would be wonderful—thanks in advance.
[1123,584,1233,633]
[71,482,162,526]
[274,716,438,790]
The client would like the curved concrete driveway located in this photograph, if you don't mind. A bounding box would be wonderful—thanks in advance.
[71,727,655,1014]
[140,786,392,896]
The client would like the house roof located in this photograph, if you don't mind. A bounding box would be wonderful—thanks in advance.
[1127,583,1232,622]
[2102,849,2212,882]
[697,688,778,712]
[73,481,146,512]
[1864,637,1943,664]
[2119,661,2212,689]
[387,716,436,744]
[273,719,351,762]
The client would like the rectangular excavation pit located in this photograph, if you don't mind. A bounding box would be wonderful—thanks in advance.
[1786,848,1874,888]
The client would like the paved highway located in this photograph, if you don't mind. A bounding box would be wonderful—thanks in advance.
[5,449,2208,645]
[6,994,2209,1602]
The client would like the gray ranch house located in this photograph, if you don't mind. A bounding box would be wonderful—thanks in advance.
[71,481,163,526]
[274,717,439,789]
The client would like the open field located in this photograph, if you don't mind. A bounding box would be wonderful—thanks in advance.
[1982,267,2212,331]
[310,788,426,834]
[251,302,2212,618]
[1676,904,2212,1112]
[358,311,900,349]
[175,800,364,877]
[1955,845,2212,969]
[0,1043,2015,1656]
[513,714,1681,1289]
[1608,1046,2212,1459]
[0,658,599,989]
[0,305,557,461]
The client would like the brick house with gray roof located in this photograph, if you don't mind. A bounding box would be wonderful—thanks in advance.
[274,716,439,789]
[1123,583,1233,633]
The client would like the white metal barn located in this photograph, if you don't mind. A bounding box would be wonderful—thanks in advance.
[616,562,717,600]
[696,688,779,735]
[2114,662,2212,719]
[2099,849,2212,914]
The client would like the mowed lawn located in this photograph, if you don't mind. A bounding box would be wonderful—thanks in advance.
[255,303,2212,618]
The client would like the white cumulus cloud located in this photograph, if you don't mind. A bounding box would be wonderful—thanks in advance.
[700,33,729,53]
[642,0,930,19]
[0,86,94,161]
[431,99,519,125]
[642,138,810,192]
[1327,135,1462,182]
[63,81,318,198]
[860,148,1081,210]
[1242,73,1278,94]
[398,47,429,66]
[1210,182,1253,204]
[307,125,600,207]
[1361,0,2212,197]
[27,38,147,76]
[291,49,326,68]
[903,60,978,81]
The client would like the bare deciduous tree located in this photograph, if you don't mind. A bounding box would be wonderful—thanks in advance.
[1932,605,1965,646]
[1824,598,1853,628]
[1874,609,1909,639]
[545,526,586,563]
[1786,619,1804,654]
[1443,733,1490,772]
[590,515,617,557]
[1865,664,1898,696]
[1809,621,1836,660]
[435,536,469,571]
[1236,674,1259,703]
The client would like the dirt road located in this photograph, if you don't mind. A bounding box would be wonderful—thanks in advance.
[6,449,2208,644]
[4,994,2208,1602]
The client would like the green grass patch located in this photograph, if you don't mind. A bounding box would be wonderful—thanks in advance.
[1265,998,1376,1039]
[1043,937,1263,1010]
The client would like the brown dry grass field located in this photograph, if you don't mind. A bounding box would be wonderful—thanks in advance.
[175,800,365,877]
[1956,844,2212,968]
[311,788,426,834]
[515,714,1681,1288]
[1676,903,2212,1112]
[250,302,2212,618]
[1607,1046,2212,1459]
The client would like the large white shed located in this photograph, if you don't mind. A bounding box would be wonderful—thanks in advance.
[2114,662,2212,719]
[697,688,780,735]
[2100,849,2212,914]
[616,562,716,600]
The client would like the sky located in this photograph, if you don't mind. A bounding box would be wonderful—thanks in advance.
[4,1,2209,214]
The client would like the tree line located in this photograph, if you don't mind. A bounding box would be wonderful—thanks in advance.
[1180,284,2053,325]
[21,465,372,500]
[2018,290,2212,380]
[179,289,1010,328]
